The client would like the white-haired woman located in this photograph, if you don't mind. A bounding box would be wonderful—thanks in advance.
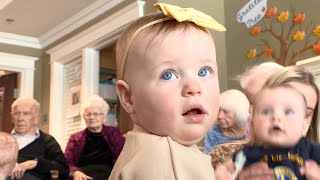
[204,89,250,154]
[64,95,125,180]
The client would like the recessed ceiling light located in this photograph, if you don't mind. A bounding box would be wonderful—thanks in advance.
[5,18,14,24]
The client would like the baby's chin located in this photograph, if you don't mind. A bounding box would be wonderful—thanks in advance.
[172,135,204,147]
[263,141,298,149]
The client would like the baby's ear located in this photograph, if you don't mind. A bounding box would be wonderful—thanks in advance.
[116,80,135,114]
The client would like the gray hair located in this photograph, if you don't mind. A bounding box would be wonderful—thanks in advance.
[220,89,250,128]
[11,96,40,113]
[80,95,110,120]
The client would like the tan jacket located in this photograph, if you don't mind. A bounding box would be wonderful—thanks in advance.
[109,125,215,180]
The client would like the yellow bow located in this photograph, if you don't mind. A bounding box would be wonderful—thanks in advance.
[154,3,226,31]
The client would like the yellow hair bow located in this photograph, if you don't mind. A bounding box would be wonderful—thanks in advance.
[154,3,226,31]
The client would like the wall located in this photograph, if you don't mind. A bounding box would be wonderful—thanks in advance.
[225,0,320,89]
[37,54,51,132]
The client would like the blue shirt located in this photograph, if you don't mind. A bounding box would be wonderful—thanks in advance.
[204,124,246,153]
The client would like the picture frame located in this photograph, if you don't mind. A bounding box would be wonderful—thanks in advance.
[67,85,81,118]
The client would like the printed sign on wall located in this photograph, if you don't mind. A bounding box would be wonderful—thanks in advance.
[237,0,267,28]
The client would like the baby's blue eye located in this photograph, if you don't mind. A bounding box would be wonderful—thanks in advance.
[198,67,211,77]
[161,70,177,80]
[285,109,294,116]
[261,108,272,116]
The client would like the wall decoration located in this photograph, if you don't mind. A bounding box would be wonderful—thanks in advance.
[67,85,81,118]
[244,3,320,66]
[237,0,268,28]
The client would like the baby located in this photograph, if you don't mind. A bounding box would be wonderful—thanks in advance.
[233,83,320,179]
[0,132,18,180]
[109,3,226,180]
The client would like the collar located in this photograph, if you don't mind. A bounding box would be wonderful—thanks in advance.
[11,128,40,137]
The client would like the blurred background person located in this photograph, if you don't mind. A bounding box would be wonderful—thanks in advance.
[234,66,320,179]
[239,62,284,104]
[0,132,18,180]
[204,89,250,154]
[64,95,125,180]
[9,97,69,180]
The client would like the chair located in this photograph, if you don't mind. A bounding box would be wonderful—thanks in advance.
[208,140,248,168]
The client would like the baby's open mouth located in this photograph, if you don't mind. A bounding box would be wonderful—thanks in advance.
[183,108,204,115]
[183,107,206,123]
[269,125,283,133]
[273,125,282,130]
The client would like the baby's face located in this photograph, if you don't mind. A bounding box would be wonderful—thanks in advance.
[126,27,220,146]
[252,87,307,148]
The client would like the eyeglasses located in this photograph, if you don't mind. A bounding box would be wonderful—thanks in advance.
[13,112,33,117]
[84,112,104,118]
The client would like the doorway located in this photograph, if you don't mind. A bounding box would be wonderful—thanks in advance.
[0,72,17,132]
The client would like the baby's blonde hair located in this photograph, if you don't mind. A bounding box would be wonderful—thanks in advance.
[239,62,283,90]
[116,12,210,80]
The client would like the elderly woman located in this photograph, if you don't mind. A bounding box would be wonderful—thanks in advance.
[204,89,250,154]
[64,95,125,180]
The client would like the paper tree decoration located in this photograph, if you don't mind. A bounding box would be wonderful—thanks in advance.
[246,6,320,66]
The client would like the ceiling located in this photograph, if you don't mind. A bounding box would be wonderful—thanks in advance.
[0,0,121,49]
[0,0,124,74]
[0,0,98,38]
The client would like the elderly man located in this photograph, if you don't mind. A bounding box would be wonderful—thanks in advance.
[0,132,18,179]
[9,97,69,180]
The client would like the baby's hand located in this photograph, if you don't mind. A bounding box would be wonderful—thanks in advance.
[214,159,234,180]
[237,162,273,180]
[215,164,232,180]
[300,160,320,180]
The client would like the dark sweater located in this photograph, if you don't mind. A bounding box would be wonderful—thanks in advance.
[240,138,320,180]
[18,130,69,180]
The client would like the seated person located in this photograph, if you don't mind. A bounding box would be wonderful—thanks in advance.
[231,83,320,179]
[0,132,18,179]
[64,95,125,180]
[204,89,249,168]
[204,89,250,154]
[9,97,69,180]
[230,66,320,180]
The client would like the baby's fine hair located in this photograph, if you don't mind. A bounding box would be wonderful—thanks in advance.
[264,65,320,142]
[220,89,250,128]
[239,62,283,90]
[116,12,211,80]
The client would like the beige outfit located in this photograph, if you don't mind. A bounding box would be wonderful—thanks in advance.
[109,125,215,180]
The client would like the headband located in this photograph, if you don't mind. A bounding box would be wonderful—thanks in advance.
[119,3,226,80]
